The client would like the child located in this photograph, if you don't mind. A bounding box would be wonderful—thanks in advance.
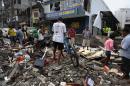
[68,26,76,47]
[101,33,115,65]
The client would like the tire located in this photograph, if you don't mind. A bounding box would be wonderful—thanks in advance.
[70,54,79,67]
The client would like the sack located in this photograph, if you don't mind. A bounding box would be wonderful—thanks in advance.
[34,58,44,67]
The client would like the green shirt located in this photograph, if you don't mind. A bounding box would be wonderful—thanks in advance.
[32,28,38,38]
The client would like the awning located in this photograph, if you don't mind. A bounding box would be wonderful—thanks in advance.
[93,11,119,29]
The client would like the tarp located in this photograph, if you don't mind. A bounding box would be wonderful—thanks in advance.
[93,12,102,29]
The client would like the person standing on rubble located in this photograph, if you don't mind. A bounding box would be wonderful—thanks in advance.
[119,26,130,79]
[8,25,17,46]
[82,26,92,50]
[101,33,115,65]
[16,26,24,48]
[67,25,76,47]
[37,26,44,49]
[31,26,38,44]
[22,25,28,42]
[52,17,66,63]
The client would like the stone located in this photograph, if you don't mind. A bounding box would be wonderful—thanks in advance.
[60,82,66,86]
[48,82,55,86]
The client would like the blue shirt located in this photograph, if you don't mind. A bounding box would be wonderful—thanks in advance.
[120,34,130,59]
[17,29,24,39]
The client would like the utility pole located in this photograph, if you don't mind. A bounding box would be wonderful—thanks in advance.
[10,0,14,24]
[1,0,4,28]
[29,0,33,27]
[1,5,3,28]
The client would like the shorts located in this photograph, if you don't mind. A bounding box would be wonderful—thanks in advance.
[53,41,64,50]
[105,51,111,58]
[82,39,90,47]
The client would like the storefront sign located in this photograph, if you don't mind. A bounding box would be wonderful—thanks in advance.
[46,6,85,19]
[46,8,76,18]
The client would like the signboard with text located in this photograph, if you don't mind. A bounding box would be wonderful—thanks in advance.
[46,6,85,20]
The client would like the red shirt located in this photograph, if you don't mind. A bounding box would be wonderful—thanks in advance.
[68,28,76,38]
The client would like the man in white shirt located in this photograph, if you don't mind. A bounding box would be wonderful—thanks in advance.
[52,17,66,63]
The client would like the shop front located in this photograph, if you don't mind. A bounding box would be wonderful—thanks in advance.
[45,5,88,34]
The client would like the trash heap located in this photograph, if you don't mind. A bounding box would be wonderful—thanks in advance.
[0,46,130,86]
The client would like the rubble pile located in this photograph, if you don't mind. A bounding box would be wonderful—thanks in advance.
[0,46,130,86]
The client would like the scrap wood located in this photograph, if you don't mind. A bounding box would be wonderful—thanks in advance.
[80,62,103,71]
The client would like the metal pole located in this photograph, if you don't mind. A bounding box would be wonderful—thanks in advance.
[11,0,14,24]
[2,8,3,28]
[29,0,32,27]
[1,0,4,28]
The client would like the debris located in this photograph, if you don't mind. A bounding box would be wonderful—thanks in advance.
[48,82,55,86]
[0,45,129,86]
[87,78,94,86]
[60,82,66,86]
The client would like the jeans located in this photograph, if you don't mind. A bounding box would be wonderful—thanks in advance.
[18,37,23,46]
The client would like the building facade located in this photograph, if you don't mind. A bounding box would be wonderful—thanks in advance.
[43,0,88,33]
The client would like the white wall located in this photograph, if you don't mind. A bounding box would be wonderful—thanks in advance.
[125,9,130,24]
[91,0,109,15]
[115,8,130,28]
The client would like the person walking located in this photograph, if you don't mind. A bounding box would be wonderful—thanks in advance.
[16,27,24,48]
[82,27,91,50]
[68,25,76,47]
[101,33,115,65]
[52,17,66,63]
[119,27,130,79]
